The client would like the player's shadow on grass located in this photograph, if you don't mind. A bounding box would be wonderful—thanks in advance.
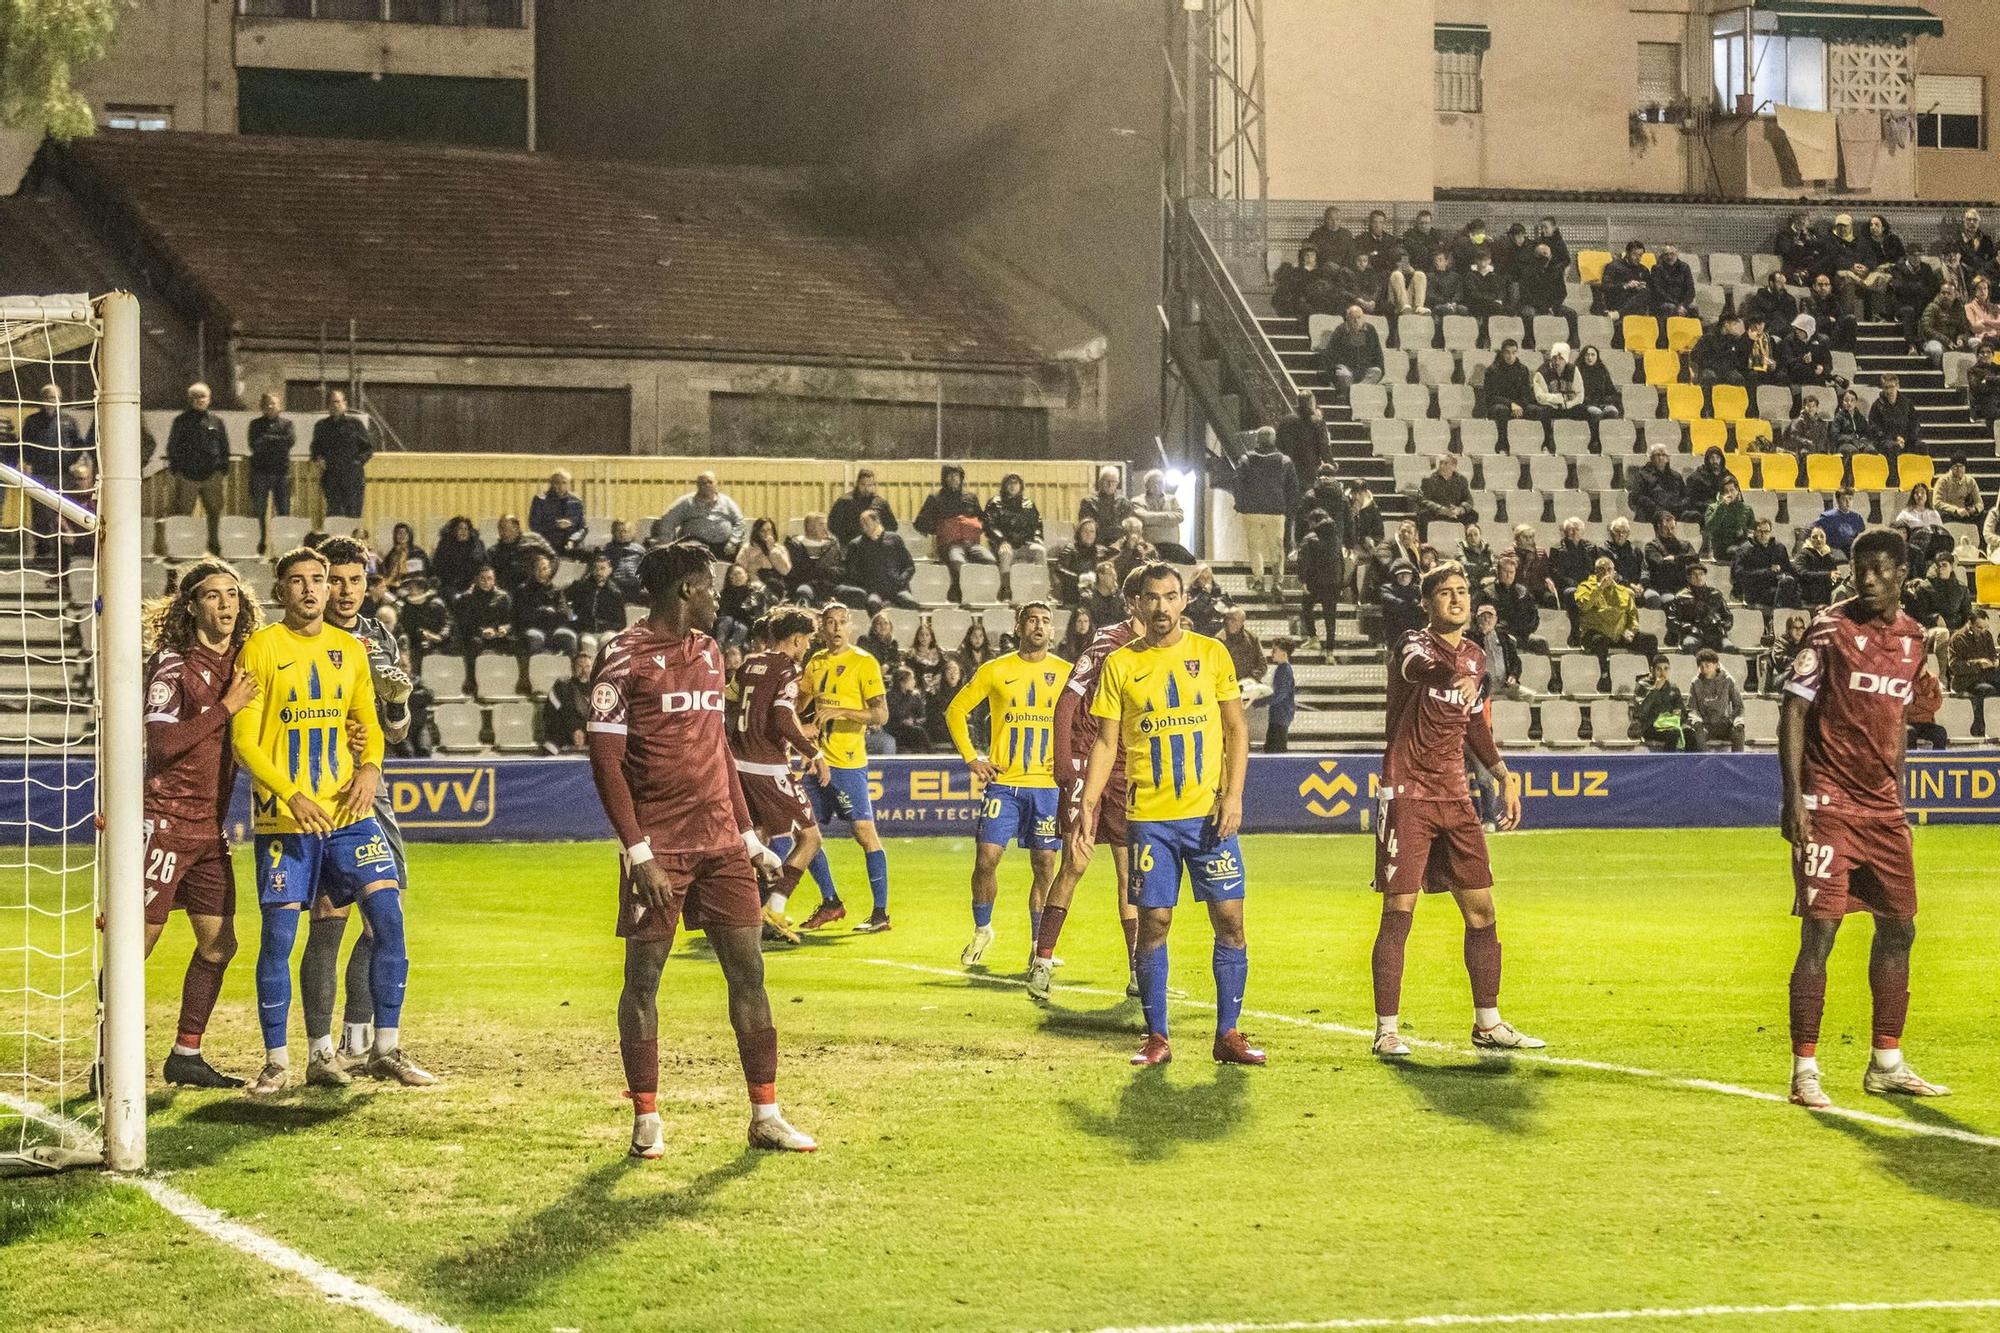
[1381,1057,1554,1136]
[1036,995,1142,1042]
[145,1092,374,1173]
[1063,1064,1251,1162]
[1813,1099,2000,1212]
[426,1150,763,1312]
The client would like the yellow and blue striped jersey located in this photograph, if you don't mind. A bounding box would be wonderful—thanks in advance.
[944,651,1072,788]
[802,647,885,770]
[231,623,384,834]
[1090,633,1239,822]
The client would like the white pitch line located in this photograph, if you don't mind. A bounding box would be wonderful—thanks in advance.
[861,959,2000,1150]
[1073,1296,2000,1332]
[0,1092,463,1333]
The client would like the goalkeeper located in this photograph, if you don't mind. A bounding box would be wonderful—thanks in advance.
[296,536,435,1088]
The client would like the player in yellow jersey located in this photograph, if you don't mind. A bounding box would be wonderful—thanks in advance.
[796,603,892,933]
[232,547,421,1096]
[1073,563,1263,1068]
[944,602,1071,968]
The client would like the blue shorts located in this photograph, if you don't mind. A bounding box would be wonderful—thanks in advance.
[977,783,1060,852]
[806,764,874,827]
[255,817,400,910]
[1128,817,1247,910]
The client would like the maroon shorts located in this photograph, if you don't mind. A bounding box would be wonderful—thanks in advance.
[1792,811,1916,920]
[1058,767,1128,847]
[142,825,235,925]
[737,767,814,840]
[1372,793,1493,895]
[616,841,764,944]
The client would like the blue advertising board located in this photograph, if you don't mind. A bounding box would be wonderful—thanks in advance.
[5,751,1996,845]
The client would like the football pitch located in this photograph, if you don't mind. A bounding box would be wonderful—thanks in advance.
[6,827,2000,1333]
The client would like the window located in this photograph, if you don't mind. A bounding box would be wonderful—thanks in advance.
[1916,74,1984,149]
[103,104,171,132]
[1436,49,1483,113]
[1711,9,1825,114]
[1636,42,1683,119]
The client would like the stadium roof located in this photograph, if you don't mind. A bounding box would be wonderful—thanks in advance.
[41,132,1054,370]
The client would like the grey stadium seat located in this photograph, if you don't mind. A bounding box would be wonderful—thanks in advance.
[1348,384,1389,419]
[1748,253,1782,281]
[1708,253,1746,285]
[265,516,311,554]
[1638,418,1684,453]
[160,516,206,559]
[433,702,485,752]
[1607,653,1647,697]
[1415,349,1457,385]
[1410,419,1453,454]
[1390,382,1432,419]
[1516,652,1553,698]
[1532,315,1569,350]
[1600,348,1636,384]
[1427,520,1464,552]
[474,653,521,703]
[527,653,569,695]
[491,700,541,753]
[1500,417,1542,454]
[1621,384,1661,419]
[1597,419,1638,455]
[1540,699,1586,749]
[1551,489,1592,524]
[909,561,952,605]
[216,517,261,560]
[1458,418,1500,454]
[1011,563,1051,605]
[1462,349,1495,386]
[1487,315,1526,350]
[1743,697,1781,747]
[1755,385,1794,420]
[1551,418,1593,455]
[1590,698,1638,749]
[1392,455,1432,493]
[1573,456,1614,491]
[1434,384,1475,420]
[1528,454,1569,490]
[1381,350,1411,384]
[959,563,1002,605]
[1575,315,1615,352]
[1399,314,1437,350]
[421,653,466,703]
[1441,315,1480,350]
[1492,700,1533,746]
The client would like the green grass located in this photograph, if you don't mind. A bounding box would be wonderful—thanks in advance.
[7,829,2000,1333]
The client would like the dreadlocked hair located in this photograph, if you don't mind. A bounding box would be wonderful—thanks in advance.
[638,540,715,601]
[141,557,263,656]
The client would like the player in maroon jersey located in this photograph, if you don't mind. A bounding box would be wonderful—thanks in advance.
[140,558,263,1087]
[1780,528,1947,1108]
[730,606,828,944]
[1028,566,1145,1004]
[587,542,816,1157]
[1369,563,1544,1056]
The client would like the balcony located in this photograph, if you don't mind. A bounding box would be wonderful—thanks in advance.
[236,0,525,28]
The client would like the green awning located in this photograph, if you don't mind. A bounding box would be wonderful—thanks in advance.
[1752,1,1943,40]
[1433,22,1490,54]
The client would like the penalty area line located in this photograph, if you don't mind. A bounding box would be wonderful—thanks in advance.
[859,959,2000,1151]
[0,1092,463,1333]
[1070,1295,2000,1331]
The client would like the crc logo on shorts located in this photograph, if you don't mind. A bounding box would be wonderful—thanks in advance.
[592,682,619,714]
[147,680,173,708]
[1848,671,1912,700]
[662,689,725,712]
[1034,814,1057,838]
[1202,849,1241,877]
[1298,760,1358,818]
[353,833,396,869]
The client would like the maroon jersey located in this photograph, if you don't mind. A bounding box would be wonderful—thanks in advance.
[731,650,814,767]
[142,642,239,836]
[587,623,740,853]
[1785,601,1922,820]
[1052,621,1137,779]
[1383,628,1500,800]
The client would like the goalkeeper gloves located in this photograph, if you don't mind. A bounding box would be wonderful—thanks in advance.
[743,830,782,875]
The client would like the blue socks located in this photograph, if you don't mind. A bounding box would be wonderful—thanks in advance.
[806,848,838,901]
[865,848,889,917]
[1030,908,1043,943]
[256,908,301,1051]
[1213,943,1248,1035]
[357,889,409,1030]
[971,899,994,929]
[1137,943,1170,1037]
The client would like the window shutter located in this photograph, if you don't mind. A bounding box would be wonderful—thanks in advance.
[1916,74,1983,116]
[1638,42,1683,106]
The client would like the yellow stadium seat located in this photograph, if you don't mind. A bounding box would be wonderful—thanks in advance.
[1688,419,1729,452]
[1640,251,1657,269]
[1804,454,1844,491]
[1897,454,1936,489]
[1724,453,1755,489]
[1577,250,1613,284]
[1666,384,1706,422]
[1977,563,2000,607]
[1623,316,1661,352]
[1850,453,1891,491]
[1733,418,1773,451]
[1760,454,1800,489]
[1710,384,1749,421]
[1664,317,1703,353]
[1642,349,1681,385]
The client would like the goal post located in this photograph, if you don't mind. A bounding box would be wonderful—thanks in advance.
[0,292,144,1174]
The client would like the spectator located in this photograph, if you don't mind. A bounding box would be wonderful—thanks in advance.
[1905,660,1948,751]
[1765,612,1811,694]
[858,609,903,674]
[736,517,792,595]
[1498,222,1538,289]
[1885,253,1938,347]
[381,521,428,587]
[1333,251,1385,315]
[1471,603,1522,701]
[1548,513,1597,608]
[1078,465,1135,536]
[1685,446,1733,518]
[1905,551,1972,636]
[1987,495,2000,560]
[1694,314,1751,387]
[1059,607,1093,662]
[1347,482,1386,595]
[1576,345,1623,426]
[1933,455,1981,525]
[1644,512,1699,597]
[514,552,580,659]
[1775,212,1823,284]
[1295,507,1347,648]
[1648,244,1696,320]
[165,381,231,555]
[309,389,373,518]
[397,576,452,674]
[906,619,948,697]
[981,471,1044,601]
[1226,426,1299,596]
[784,512,845,604]
[1184,562,1231,636]
[528,469,588,556]
[708,564,766,651]
[840,509,921,612]
[1483,339,1537,424]
[1515,242,1571,327]
[828,468,897,547]
[1746,270,1799,333]
[1107,516,1159,582]
[1264,638,1296,752]
[1948,206,1996,278]
[1220,607,1270,702]
[1810,488,1865,555]
[1973,362,2000,425]
[1919,279,1976,365]
[1276,389,1330,481]
[1688,649,1745,751]
[1481,551,1544,649]
[1867,373,1922,461]
[1461,250,1508,321]
[1456,521,1497,590]
[1778,314,1832,386]
[1602,516,1654,604]
[1051,515,1106,607]
[567,551,627,653]
[1734,518,1797,613]
[1828,388,1874,456]
[955,620,998,677]
[912,464,990,603]
[542,652,594,752]
[1794,525,1842,606]
[926,657,968,749]
[1892,483,1951,571]
[886,666,931,752]
[1386,518,1425,579]
[1532,342,1585,425]
[1319,303,1385,393]
[655,470,746,558]
[1425,250,1468,318]
[1449,217,1493,273]
[1134,469,1194,564]
[246,392,294,538]
[1352,210,1398,272]
[1402,209,1447,265]
[1631,656,1696,751]
[1305,207,1356,268]
[599,519,645,596]
[1575,556,1654,665]
[1668,563,1734,652]
[391,642,435,758]
[1947,608,1999,736]
[1628,445,1690,526]
[1780,394,1833,457]
[1384,247,1427,316]
[1744,315,1781,387]
[454,565,515,683]
[1969,275,2000,351]
[1599,241,1654,317]
[19,383,85,562]
[1415,452,1476,536]
[1272,246,1335,320]
[1084,561,1126,630]
[1380,561,1425,645]
[488,515,555,594]
[1803,273,1857,351]
[1854,215,1908,318]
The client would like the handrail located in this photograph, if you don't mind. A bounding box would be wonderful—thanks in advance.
[1172,199,1297,429]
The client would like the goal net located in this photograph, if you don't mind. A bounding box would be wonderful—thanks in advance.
[0,293,144,1174]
